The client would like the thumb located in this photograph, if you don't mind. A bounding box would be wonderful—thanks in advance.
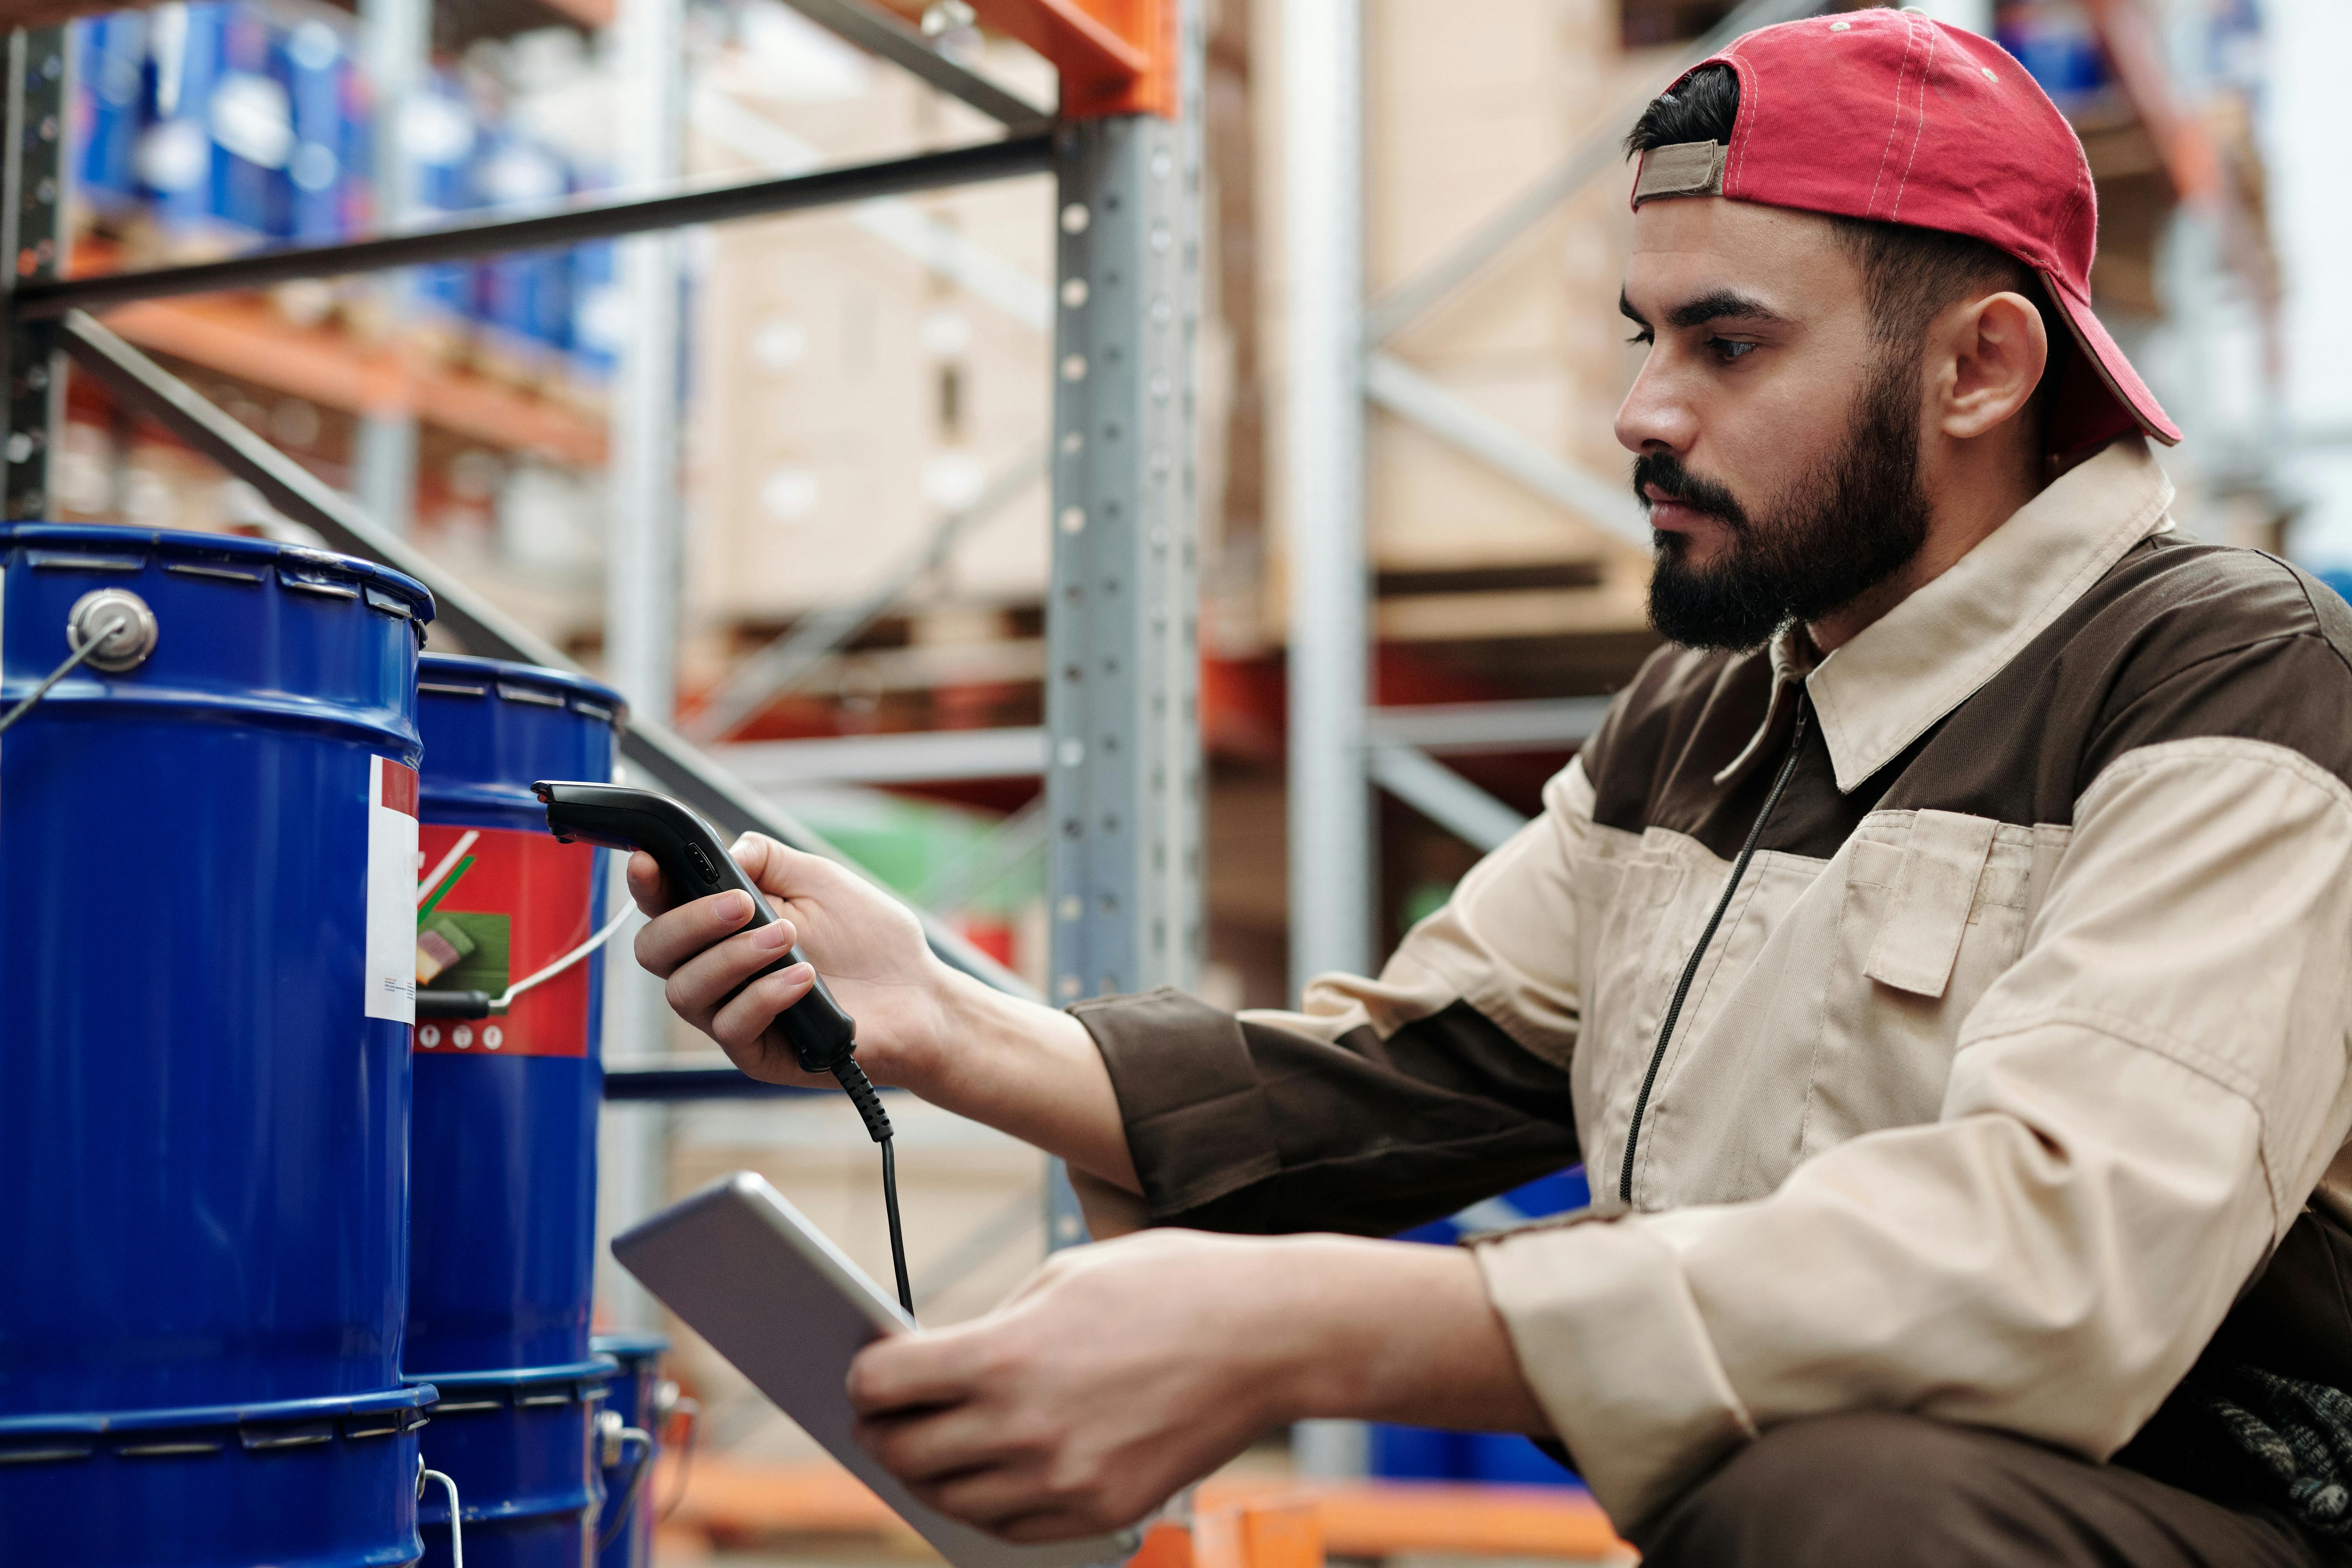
[729,831,784,890]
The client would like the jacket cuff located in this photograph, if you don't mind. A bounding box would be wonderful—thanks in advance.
[1471,1216,1755,1530]
[1067,987,1281,1219]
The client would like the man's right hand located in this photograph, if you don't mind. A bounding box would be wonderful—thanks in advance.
[628,832,955,1093]
[630,829,1143,1196]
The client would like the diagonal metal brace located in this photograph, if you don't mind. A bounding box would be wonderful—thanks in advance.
[773,0,1054,131]
[58,309,1035,1000]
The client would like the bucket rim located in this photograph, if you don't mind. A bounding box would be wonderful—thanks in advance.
[0,1382,437,1438]
[403,1357,617,1392]
[417,653,626,723]
[589,1332,672,1361]
[0,522,435,622]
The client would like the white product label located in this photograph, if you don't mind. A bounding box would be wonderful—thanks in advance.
[365,755,419,1023]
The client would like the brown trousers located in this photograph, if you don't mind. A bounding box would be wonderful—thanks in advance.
[1631,1413,2332,1567]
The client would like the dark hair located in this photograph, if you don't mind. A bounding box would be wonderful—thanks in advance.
[1626,64,2067,372]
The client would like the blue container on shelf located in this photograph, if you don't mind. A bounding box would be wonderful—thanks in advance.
[139,1,227,231]
[409,655,626,1566]
[593,1334,673,1568]
[281,15,356,242]
[73,13,149,215]
[0,524,436,1566]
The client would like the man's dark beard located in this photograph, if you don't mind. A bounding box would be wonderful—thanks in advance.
[1638,353,1933,652]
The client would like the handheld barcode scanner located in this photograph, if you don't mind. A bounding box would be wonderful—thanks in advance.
[533,782,854,1071]
[532,780,912,1315]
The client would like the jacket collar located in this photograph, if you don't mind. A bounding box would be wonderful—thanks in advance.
[1797,437,2176,793]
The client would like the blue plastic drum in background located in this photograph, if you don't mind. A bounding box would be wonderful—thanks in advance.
[408,654,626,1566]
[593,1333,675,1568]
[0,524,436,1567]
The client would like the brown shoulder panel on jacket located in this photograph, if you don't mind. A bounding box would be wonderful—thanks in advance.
[1074,987,1579,1237]
[1882,540,2352,825]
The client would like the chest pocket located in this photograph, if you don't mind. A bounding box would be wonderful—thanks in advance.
[1800,809,2036,1158]
[1568,835,1720,1155]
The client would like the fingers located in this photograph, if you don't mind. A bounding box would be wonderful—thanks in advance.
[846,1332,988,1417]
[634,888,758,979]
[855,1402,1011,1484]
[708,962,815,1049]
[658,916,799,1029]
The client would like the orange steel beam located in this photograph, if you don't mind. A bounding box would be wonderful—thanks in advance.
[96,296,609,467]
[964,0,1174,118]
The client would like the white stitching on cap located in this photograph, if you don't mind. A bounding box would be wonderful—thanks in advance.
[1866,18,1923,217]
[1889,20,1941,220]
[1730,49,1757,191]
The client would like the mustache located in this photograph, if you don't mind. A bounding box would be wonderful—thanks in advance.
[1632,452,1749,530]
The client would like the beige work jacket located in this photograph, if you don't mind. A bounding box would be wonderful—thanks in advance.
[1071,437,2352,1529]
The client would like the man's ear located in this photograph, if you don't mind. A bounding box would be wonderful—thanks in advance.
[1935,290,2049,442]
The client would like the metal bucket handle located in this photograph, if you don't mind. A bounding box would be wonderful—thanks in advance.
[595,1410,656,1552]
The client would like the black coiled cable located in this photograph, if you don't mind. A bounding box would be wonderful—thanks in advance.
[831,1058,913,1319]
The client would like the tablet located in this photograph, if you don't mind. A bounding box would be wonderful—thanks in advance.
[612,1171,1140,1568]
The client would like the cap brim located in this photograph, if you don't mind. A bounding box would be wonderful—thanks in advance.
[2041,271,2181,450]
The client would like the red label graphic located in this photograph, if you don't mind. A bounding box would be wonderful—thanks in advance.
[414,824,600,1058]
[378,759,419,816]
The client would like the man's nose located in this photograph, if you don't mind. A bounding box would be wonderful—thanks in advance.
[1615,356,1695,458]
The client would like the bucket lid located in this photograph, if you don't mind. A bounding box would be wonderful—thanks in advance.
[418,653,626,726]
[0,523,436,624]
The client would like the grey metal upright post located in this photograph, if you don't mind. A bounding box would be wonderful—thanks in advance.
[3,27,68,521]
[597,0,690,1334]
[1281,0,1369,992]
[1281,0,1371,1480]
[1044,0,1206,1247]
[355,0,428,535]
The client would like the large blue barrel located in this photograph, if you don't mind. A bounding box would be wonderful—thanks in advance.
[592,1333,674,1568]
[408,654,625,1566]
[0,524,436,1566]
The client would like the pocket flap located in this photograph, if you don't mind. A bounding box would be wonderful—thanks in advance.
[1863,810,1997,998]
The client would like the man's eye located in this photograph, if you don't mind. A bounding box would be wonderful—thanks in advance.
[1709,338,1757,362]
[1625,330,1653,347]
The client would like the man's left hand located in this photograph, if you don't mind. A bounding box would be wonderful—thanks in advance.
[846,1228,1547,1543]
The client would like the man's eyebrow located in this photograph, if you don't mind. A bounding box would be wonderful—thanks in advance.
[1663,289,1786,329]
[1618,291,1648,327]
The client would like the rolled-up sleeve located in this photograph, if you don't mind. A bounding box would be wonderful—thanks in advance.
[1069,756,1601,1237]
[1473,736,2352,1529]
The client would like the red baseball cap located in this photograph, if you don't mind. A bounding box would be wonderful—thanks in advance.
[1631,8,2178,452]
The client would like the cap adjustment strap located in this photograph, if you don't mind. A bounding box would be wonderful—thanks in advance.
[1633,140,1727,205]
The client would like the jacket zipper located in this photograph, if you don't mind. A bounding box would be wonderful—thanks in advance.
[1617,699,1809,1205]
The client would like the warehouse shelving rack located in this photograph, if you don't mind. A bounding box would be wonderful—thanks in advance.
[0,0,1205,1103]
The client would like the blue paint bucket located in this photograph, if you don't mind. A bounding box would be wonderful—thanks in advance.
[409,655,625,1566]
[408,654,624,1375]
[592,1333,673,1568]
[416,1363,615,1568]
[0,523,434,1565]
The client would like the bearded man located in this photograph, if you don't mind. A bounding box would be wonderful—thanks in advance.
[632,13,2352,1564]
